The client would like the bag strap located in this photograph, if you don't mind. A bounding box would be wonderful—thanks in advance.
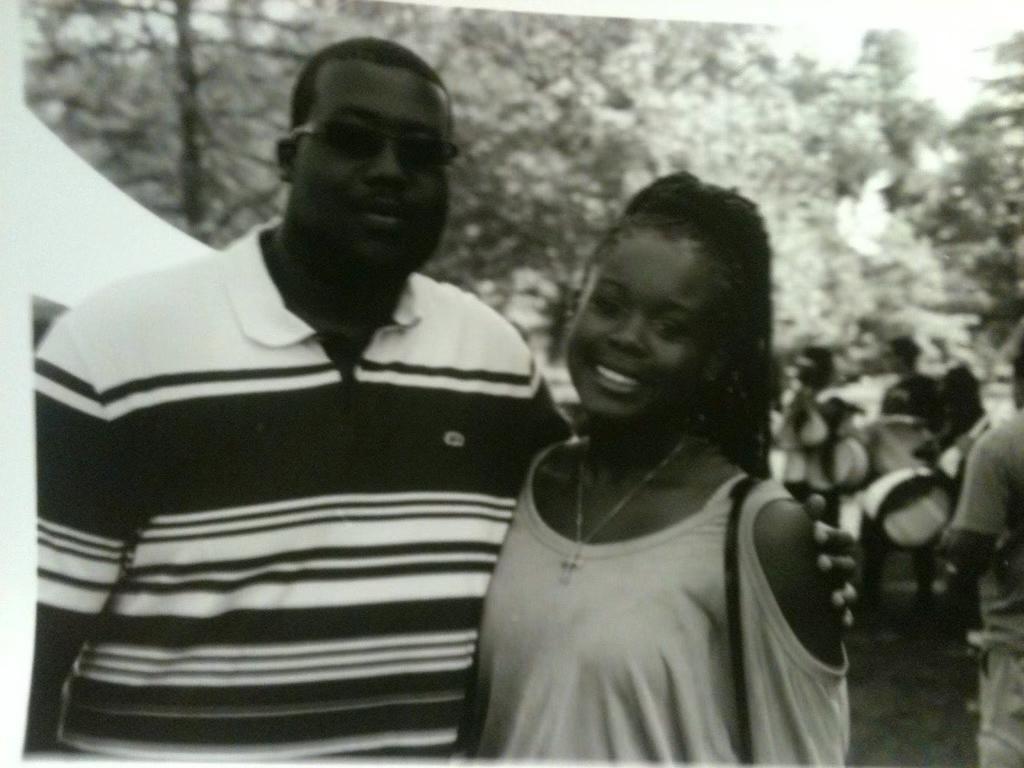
[725,475,759,765]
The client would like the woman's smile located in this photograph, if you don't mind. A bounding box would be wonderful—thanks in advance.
[593,364,642,393]
[567,230,721,425]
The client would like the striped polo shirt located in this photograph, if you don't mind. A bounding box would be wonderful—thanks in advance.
[33,228,566,760]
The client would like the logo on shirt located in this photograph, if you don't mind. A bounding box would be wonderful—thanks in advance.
[443,430,466,448]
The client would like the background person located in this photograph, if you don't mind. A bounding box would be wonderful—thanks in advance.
[860,338,943,610]
[939,342,1024,768]
[779,347,834,500]
[936,364,992,633]
[779,347,869,527]
[881,335,943,435]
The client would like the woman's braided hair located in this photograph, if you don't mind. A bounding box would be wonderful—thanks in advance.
[591,171,774,476]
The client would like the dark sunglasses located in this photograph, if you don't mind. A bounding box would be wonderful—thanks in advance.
[290,120,458,168]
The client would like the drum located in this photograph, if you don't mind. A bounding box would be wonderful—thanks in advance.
[861,468,952,548]
[806,436,870,491]
[865,414,935,476]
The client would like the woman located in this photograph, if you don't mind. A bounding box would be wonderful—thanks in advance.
[469,173,848,763]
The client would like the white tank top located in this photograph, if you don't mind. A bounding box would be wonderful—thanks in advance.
[473,445,849,763]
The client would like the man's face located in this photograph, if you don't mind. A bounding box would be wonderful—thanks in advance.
[281,59,451,282]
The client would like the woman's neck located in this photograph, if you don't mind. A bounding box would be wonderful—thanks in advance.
[583,422,712,479]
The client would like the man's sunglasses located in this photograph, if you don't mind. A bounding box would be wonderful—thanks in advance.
[289,121,459,169]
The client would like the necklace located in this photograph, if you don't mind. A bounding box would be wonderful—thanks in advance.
[559,436,690,584]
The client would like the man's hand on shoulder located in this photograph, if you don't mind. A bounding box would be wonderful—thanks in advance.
[802,494,858,628]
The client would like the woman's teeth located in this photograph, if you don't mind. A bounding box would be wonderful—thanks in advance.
[595,365,639,391]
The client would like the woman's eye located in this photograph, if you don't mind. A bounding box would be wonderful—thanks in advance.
[655,318,690,339]
[589,294,621,316]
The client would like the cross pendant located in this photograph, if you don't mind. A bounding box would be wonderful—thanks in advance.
[560,553,582,584]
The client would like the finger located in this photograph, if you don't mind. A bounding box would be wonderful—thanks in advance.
[814,521,855,548]
[843,582,858,604]
[803,494,827,521]
[831,582,858,608]
[843,608,855,628]
[819,554,857,576]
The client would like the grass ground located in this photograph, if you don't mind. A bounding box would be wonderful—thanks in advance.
[846,552,979,767]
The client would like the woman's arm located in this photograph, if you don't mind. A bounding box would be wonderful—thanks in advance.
[754,499,845,666]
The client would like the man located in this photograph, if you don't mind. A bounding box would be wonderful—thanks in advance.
[881,335,942,434]
[27,39,567,760]
[941,344,1024,768]
[25,38,854,759]
[859,335,944,609]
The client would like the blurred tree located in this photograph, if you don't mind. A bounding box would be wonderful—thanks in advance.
[910,31,1024,365]
[21,2,995,375]
[23,0,314,242]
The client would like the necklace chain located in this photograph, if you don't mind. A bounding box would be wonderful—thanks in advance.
[559,437,689,584]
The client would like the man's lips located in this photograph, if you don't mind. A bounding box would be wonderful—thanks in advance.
[358,211,404,229]
[353,203,407,231]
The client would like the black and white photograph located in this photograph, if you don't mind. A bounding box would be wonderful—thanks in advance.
[4,0,1024,764]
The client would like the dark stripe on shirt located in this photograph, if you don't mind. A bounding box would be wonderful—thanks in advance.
[99,362,339,403]
[118,561,496,593]
[137,511,510,544]
[35,359,100,400]
[128,542,501,577]
[95,600,483,647]
[63,694,463,747]
[358,358,532,385]
[144,498,513,532]
[38,538,123,564]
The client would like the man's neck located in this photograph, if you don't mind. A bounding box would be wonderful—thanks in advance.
[263,227,407,339]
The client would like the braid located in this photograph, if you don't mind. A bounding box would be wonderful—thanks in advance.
[596,172,774,476]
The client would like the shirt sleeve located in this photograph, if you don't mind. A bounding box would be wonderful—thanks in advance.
[950,431,1010,537]
[34,315,128,615]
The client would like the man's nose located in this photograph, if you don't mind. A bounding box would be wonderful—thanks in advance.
[364,139,404,180]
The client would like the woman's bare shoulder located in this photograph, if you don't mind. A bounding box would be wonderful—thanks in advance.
[752,497,844,666]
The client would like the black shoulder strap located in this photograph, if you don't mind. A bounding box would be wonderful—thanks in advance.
[726,475,759,765]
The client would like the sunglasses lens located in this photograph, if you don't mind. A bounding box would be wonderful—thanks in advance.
[318,122,456,168]
[397,137,454,168]
[321,123,384,159]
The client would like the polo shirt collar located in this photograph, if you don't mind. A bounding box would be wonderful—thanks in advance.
[222,226,423,348]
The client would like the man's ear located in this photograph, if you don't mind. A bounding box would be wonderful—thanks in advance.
[276,138,297,182]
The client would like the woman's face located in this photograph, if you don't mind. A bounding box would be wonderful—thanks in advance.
[567,229,724,428]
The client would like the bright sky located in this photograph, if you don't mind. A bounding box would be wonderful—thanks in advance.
[775,18,1013,118]
[382,0,1023,117]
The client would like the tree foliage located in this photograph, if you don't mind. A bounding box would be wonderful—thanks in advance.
[22,1,1019,371]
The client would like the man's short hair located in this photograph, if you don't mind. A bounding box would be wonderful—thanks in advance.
[290,38,451,129]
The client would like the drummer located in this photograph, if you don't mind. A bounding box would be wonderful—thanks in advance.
[860,337,943,609]
[778,348,869,528]
[881,336,943,435]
